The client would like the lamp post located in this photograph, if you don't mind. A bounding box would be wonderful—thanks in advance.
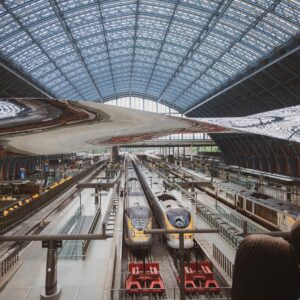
[0,234,111,300]
[149,176,153,189]
[79,193,82,216]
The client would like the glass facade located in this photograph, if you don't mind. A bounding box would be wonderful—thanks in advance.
[106,97,181,116]
[106,96,211,141]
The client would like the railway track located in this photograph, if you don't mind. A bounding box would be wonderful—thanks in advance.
[122,157,230,300]
[122,242,175,300]
[163,161,275,232]
[124,294,168,300]
[142,160,243,249]
[0,159,108,234]
[162,242,231,300]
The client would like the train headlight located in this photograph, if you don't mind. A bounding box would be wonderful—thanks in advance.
[130,230,135,237]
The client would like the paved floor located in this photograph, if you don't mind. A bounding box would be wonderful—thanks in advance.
[0,171,115,300]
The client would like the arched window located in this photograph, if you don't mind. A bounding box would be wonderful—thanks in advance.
[106,97,210,141]
[106,97,181,116]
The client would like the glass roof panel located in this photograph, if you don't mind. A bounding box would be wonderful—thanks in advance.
[0,0,298,108]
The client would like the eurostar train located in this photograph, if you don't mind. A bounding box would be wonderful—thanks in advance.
[124,163,153,250]
[132,158,194,249]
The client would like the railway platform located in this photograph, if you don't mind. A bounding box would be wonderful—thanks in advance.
[0,164,123,300]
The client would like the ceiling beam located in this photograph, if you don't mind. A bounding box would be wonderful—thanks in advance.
[156,0,233,103]
[0,59,53,99]
[144,0,180,94]
[174,0,281,108]
[129,0,140,97]
[49,0,103,102]
[184,42,300,115]
[97,0,117,94]
[2,1,85,100]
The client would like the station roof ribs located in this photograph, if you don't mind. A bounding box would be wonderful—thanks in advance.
[0,0,299,115]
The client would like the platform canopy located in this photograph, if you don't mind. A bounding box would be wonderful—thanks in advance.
[0,0,299,113]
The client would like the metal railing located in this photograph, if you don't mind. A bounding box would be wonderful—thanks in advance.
[108,287,232,300]
[197,206,242,249]
[82,206,102,256]
[0,249,19,277]
[213,244,234,279]
[215,204,267,234]
[101,174,121,235]
[0,160,108,234]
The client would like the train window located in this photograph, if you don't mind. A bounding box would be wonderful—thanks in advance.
[226,193,235,201]
[254,204,277,225]
[128,177,137,181]
[246,200,252,212]
[166,209,191,228]
[132,219,147,230]
[158,194,176,201]
[251,192,269,200]
[237,196,244,209]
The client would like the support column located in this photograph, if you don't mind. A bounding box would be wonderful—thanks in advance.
[95,187,99,204]
[179,233,185,300]
[111,146,119,162]
[41,240,62,300]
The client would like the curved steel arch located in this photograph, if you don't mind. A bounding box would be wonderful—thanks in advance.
[0,0,299,112]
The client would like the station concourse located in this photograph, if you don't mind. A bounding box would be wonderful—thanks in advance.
[0,1,299,299]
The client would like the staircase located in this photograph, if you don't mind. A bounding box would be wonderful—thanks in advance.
[102,183,120,236]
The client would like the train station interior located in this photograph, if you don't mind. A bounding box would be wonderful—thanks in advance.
[0,0,299,299]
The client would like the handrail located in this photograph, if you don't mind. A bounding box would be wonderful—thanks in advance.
[0,248,19,277]
[82,206,102,256]
[101,171,121,234]
[0,159,108,234]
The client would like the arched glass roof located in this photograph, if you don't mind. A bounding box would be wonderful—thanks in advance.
[106,96,181,115]
[0,0,299,113]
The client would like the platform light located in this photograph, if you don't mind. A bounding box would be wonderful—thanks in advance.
[18,201,22,206]
[3,210,8,216]
[50,183,58,189]
[25,199,30,203]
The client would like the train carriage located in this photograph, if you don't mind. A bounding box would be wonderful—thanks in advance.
[133,157,194,249]
[124,163,153,250]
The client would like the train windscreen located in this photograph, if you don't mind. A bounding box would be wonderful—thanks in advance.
[132,219,148,230]
[127,207,150,230]
[167,209,191,228]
